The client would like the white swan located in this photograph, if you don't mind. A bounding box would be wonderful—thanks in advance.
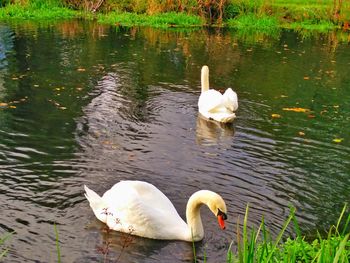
[84,180,227,241]
[198,65,238,123]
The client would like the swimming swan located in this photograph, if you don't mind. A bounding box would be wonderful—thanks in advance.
[84,180,227,241]
[198,65,238,123]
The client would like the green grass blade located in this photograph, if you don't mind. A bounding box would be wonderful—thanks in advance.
[0,231,14,260]
[0,248,9,259]
[236,216,243,263]
[335,203,347,233]
[341,212,350,236]
[243,204,249,263]
[333,233,349,263]
[226,240,234,263]
[191,229,197,263]
[54,224,61,263]
[265,207,296,262]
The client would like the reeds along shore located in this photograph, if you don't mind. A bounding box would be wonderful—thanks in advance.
[1,0,350,31]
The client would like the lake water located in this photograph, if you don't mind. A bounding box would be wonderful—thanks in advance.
[0,21,349,262]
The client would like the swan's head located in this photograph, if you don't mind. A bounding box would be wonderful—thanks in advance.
[206,192,228,230]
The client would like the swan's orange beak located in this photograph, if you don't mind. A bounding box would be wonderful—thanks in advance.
[218,215,226,230]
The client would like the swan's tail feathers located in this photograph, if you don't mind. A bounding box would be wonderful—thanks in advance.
[223,88,238,112]
[84,185,105,211]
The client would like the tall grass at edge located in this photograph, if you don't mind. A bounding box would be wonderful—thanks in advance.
[225,203,350,263]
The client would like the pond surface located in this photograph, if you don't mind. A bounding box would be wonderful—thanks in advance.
[0,21,349,262]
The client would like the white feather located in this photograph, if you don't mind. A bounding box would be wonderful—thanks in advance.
[84,180,227,241]
[198,66,238,123]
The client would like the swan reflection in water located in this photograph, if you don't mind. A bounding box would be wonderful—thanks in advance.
[85,220,197,262]
[196,115,236,146]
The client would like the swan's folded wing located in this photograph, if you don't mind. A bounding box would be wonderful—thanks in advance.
[222,88,238,112]
[198,89,224,113]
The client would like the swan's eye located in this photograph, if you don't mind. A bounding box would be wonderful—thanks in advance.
[217,209,227,220]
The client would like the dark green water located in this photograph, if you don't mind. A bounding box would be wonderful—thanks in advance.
[0,21,349,262]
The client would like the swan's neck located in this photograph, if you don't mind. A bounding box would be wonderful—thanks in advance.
[201,66,209,93]
[185,190,214,241]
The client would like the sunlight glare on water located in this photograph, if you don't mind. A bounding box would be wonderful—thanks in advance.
[0,21,349,262]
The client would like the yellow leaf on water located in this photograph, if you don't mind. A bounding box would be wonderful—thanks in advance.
[0,102,8,107]
[77,68,86,72]
[9,105,16,109]
[283,107,310,113]
[271,114,281,118]
[333,138,343,143]
[298,131,305,136]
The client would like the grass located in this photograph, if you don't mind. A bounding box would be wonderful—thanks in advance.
[54,224,61,263]
[97,12,205,28]
[222,204,350,263]
[1,0,349,32]
[0,231,13,260]
[227,14,280,34]
[0,1,77,20]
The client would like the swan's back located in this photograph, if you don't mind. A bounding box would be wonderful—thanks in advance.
[104,181,177,213]
[86,181,189,240]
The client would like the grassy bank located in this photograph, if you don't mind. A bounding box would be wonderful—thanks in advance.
[1,0,350,31]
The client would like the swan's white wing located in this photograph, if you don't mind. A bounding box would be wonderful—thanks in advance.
[100,181,188,240]
[107,181,177,213]
[222,88,238,112]
[198,89,224,113]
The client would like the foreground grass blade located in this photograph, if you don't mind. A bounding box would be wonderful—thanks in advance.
[265,207,296,262]
[54,224,61,263]
[0,231,14,259]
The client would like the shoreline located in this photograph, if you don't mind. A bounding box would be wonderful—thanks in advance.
[0,1,349,33]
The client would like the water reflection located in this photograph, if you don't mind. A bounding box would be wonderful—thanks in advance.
[196,116,235,146]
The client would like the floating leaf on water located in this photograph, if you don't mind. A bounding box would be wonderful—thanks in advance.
[298,131,305,136]
[303,76,310,80]
[59,107,67,110]
[271,114,281,118]
[0,102,8,107]
[9,105,16,109]
[77,68,86,72]
[283,107,310,113]
[333,138,343,143]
